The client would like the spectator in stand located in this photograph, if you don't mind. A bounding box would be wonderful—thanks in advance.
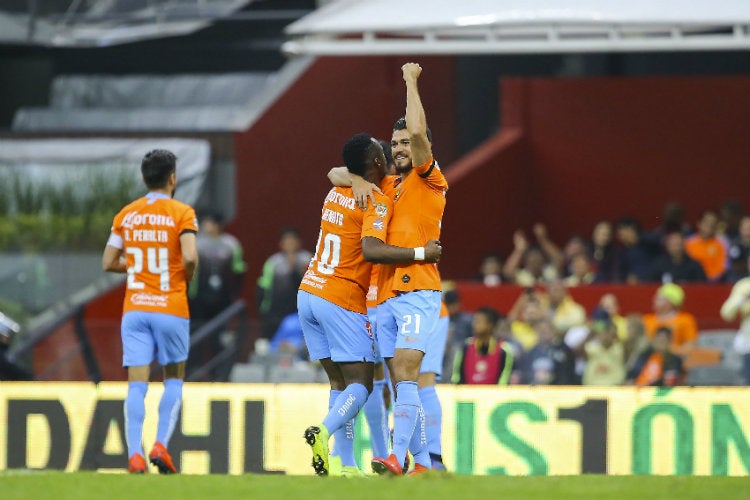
[519,318,576,385]
[503,224,562,286]
[685,210,728,283]
[718,199,743,242]
[589,220,619,283]
[563,252,596,287]
[508,292,546,352]
[650,231,707,284]
[269,312,308,361]
[451,306,515,385]
[580,312,626,386]
[624,314,650,374]
[649,201,693,243]
[615,217,660,283]
[441,288,476,381]
[561,235,588,276]
[727,215,750,282]
[475,252,504,286]
[537,280,586,335]
[627,327,685,387]
[720,257,750,384]
[641,283,697,358]
[257,226,313,339]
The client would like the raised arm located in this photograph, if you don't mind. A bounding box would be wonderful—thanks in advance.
[402,62,432,168]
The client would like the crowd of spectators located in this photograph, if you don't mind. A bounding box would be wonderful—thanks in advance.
[474,200,749,287]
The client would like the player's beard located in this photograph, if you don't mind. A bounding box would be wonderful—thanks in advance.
[394,159,412,174]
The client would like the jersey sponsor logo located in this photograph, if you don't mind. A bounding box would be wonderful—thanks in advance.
[122,211,176,230]
[373,219,384,230]
[324,189,356,210]
[321,208,344,226]
[130,292,168,307]
[374,203,388,217]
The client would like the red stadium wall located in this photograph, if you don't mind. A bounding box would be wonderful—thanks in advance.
[442,76,750,279]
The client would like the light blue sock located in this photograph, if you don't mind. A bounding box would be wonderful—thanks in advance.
[335,419,357,467]
[328,390,342,457]
[322,383,369,436]
[364,379,389,459]
[419,385,443,457]
[408,405,431,468]
[391,381,420,468]
[125,381,148,458]
[156,378,183,446]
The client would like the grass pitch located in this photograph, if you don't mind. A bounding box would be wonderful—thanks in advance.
[2,471,746,500]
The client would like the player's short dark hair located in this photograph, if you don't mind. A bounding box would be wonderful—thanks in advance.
[141,149,176,190]
[393,116,432,143]
[342,133,376,178]
[616,216,641,232]
[379,139,394,168]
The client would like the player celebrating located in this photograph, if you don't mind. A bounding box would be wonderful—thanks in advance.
[300,133,441,476]
[102,149,198,474]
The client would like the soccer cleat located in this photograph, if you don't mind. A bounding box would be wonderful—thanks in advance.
[408,463,430,476]
[303,425,330,476]
[149,441,177,474]
[127,452,147,474]
[371,453,403,476]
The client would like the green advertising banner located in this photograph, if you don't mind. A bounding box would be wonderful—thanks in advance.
[1,383,748,475]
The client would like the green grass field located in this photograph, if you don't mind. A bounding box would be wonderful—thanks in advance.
[2,471,747,500]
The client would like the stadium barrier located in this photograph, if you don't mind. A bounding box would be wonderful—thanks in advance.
[1,382,749,476]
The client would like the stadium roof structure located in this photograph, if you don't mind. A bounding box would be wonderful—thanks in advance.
[283,0,750,56]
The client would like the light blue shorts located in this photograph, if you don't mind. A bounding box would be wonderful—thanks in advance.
[121,311,190,367]
[298,290,375,363]
[420,315,448,379]
[367,306,384,364]
[376,290,442,359]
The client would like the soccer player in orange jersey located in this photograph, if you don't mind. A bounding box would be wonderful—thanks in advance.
[299,133,441,476]
[102,149,198,474]
[329,63,448,475]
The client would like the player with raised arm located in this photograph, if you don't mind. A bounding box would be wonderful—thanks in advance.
[102,149,198,474]
[300,133,441,476]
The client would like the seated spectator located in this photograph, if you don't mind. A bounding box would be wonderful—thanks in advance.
[649,201,693,242]
[537,280,587,335]
[563,252,595,287]
[727,215,750,282]
[720,257,750,384]
[718,198,743,241]
[475,252,504,286]
[598,293,629,342]
[451,307,516,385]
[519,318,577,385]
[442,288,476,380]
[685,210,728,282]
[624,314,650,374]
[508,293,546,352]
[503,225,561,286]
[590,220,619,282]
[650,231,707,283]
[641,283,697,358]
[269,312,308,361]
[580,314,626,386]
[627,327,685,387]
[615,217,660,283]
[562,235,589,276]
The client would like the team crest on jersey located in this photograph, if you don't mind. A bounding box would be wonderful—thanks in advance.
[373,218,384,230]
[374,202,388,217]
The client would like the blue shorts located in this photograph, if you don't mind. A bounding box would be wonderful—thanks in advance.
[121,311,190,367]
[421,315,448,379]
[368,307,384,364]
[377,290,442,359]
[298,290,375,363]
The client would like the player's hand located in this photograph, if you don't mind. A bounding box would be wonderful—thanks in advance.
[424,239,442,263]
[402,62,422,82]
[352,176,382,210]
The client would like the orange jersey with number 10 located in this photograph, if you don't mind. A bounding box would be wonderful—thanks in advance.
[300,187,392,314]
[110,194,198,318]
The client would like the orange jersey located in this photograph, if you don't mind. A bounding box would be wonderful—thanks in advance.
[299,187,392,314]
[642,311,698,348]
[110,193,198,318]
[377,156,448,303]
[684,235,727,281]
